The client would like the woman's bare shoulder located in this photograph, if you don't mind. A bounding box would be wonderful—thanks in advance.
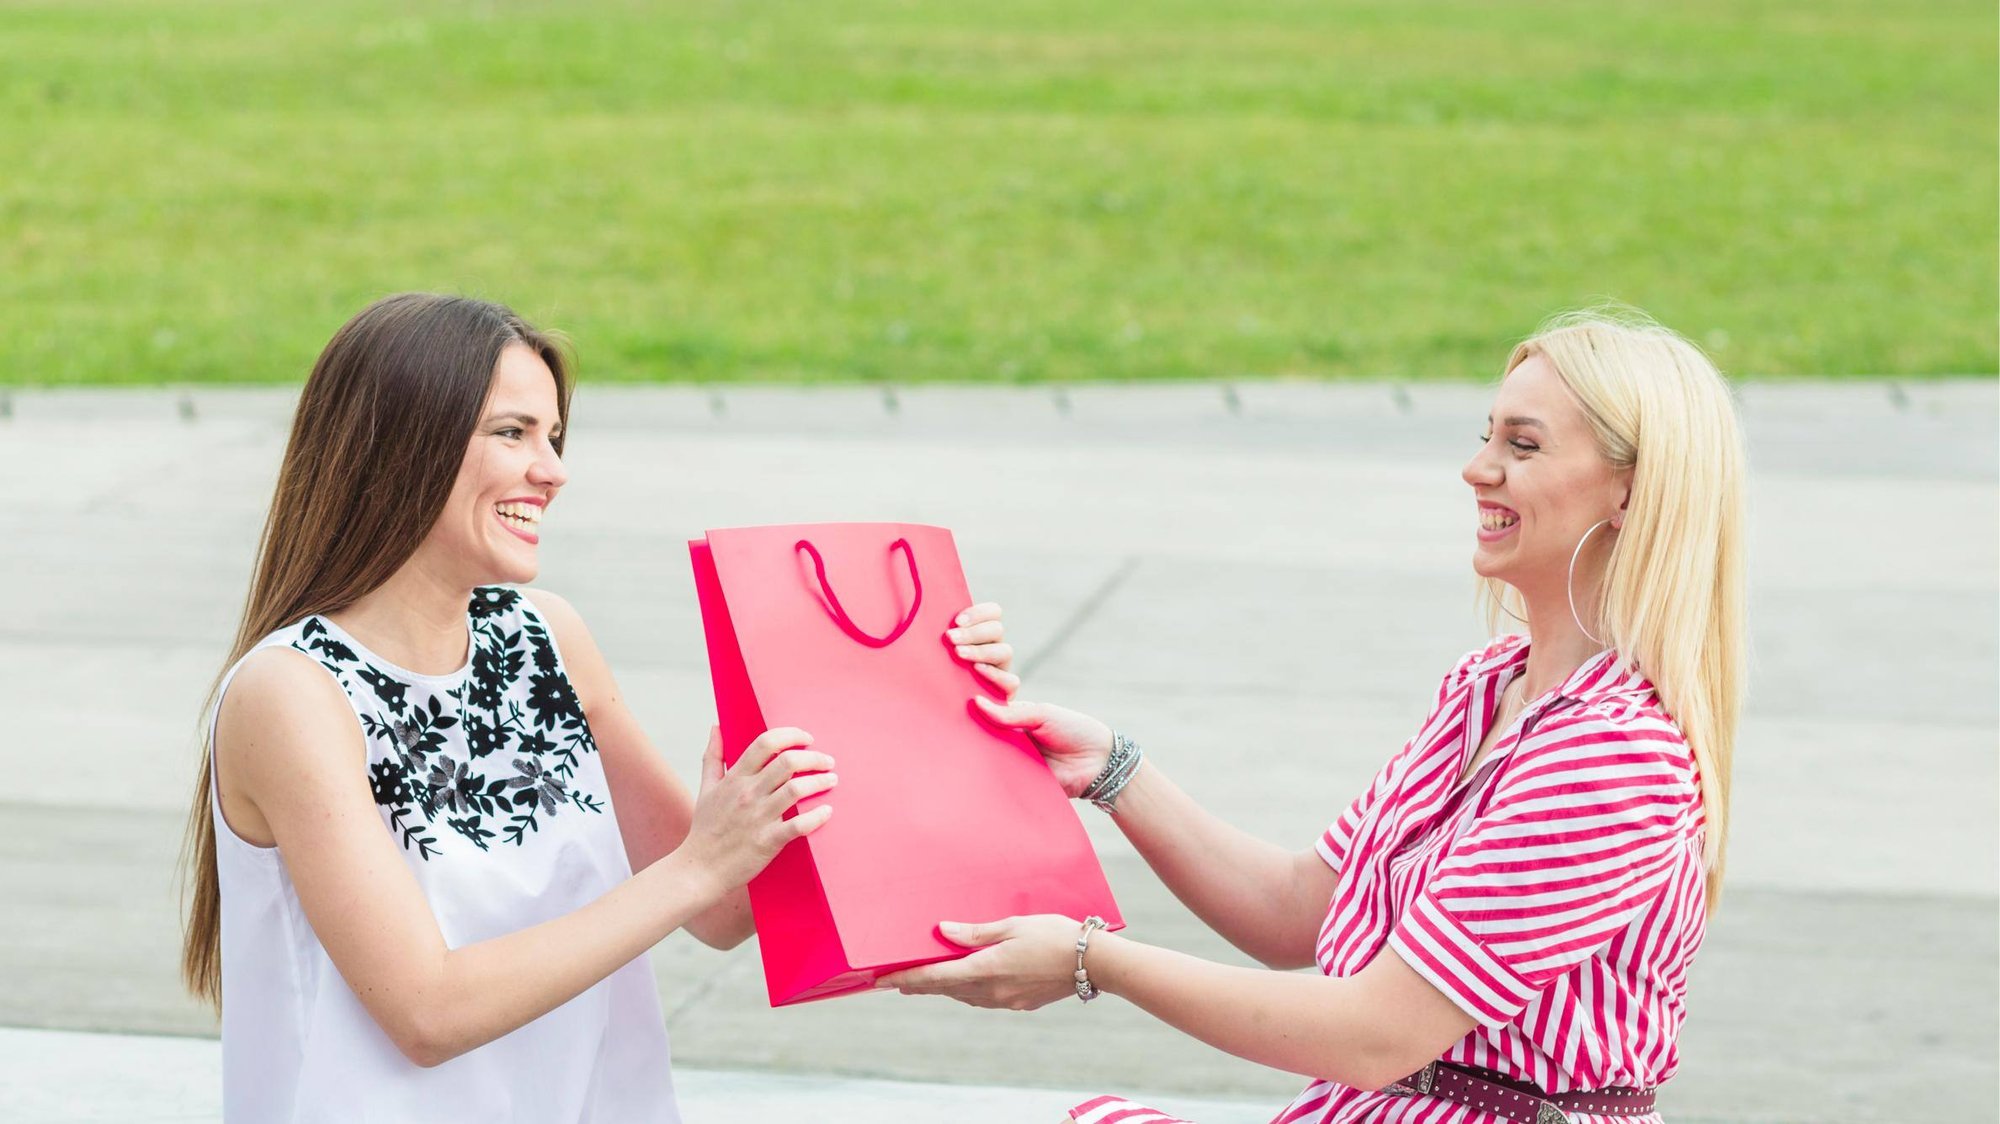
[218,646,357,745]
[214,646,366,842]
[518,587,596,654]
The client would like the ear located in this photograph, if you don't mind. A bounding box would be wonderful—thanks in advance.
[1610,473,1633,531]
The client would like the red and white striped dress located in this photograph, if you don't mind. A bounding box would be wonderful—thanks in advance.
[1072,637,1707,1124]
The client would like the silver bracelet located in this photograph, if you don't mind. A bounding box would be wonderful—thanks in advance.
[1081,732,1136,795]
[1073,915,1109,1002]
[1082,732,1143,813]
[1080,732,1129,796]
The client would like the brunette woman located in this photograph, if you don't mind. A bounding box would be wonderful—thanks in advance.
[179,292,1012,1121]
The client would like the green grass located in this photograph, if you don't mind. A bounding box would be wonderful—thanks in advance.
[2,0,1994,384]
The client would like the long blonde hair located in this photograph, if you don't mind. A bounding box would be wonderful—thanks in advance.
[179,294,572,1009]
[1481,306,1746,910]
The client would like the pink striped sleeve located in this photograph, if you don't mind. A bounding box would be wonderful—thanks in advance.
[1315,749,1396,873]
[1387,707,1700,1028]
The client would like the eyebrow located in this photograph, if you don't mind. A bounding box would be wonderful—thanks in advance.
[1486,414,1547,428]
[484,411,554,429]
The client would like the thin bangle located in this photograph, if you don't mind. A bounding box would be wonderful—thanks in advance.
[1073,915,1109,1002]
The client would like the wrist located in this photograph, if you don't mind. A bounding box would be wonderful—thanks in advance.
[1058,727,1116,799]
[1108,758,1155,812]
[1070,915,1111,1002]
[1082,928,1130,998]
[655,845,729,911]
[1081,731,1145,813]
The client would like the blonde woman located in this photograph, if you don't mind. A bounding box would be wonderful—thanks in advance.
[885,310,1745,1124]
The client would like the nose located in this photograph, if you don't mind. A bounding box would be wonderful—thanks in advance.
[530,440,568,491]
[1462,440,1501,489]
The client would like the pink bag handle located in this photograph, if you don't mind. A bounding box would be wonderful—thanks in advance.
[794,537,923,649]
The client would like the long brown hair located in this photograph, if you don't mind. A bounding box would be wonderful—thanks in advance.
[179,293,572,1008]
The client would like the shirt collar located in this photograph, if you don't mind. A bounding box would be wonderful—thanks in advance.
[1471,636,1657,709]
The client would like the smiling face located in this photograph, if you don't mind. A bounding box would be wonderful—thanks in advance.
[1462,352,1631,603]
[416,342,569,587]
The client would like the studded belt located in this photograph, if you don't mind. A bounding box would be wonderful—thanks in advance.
[1386,1060,1658,1123]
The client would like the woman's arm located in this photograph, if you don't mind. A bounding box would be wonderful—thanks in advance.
[971,697,1333,969]
[218,647,833,1068]
[1089,930,1473,1089]
[525,589,752,949]
[882,916,1475,1091]
[1103,760,1334,970]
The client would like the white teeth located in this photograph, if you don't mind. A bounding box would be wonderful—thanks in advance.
[496,503,542,525]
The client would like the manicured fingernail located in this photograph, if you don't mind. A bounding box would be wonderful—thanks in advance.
[955,611,969,625]
[955,645,971,657]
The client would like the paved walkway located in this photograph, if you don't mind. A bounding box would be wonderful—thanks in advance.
[4,380,1995,1122]
[0,1027,1270,1124]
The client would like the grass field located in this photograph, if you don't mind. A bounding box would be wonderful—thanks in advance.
[3,0,1994,384]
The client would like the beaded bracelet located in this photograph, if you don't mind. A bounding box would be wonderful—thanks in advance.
[1081,732,1143,813]
[1080,732,1129,797]
[1073,915,1109,1002]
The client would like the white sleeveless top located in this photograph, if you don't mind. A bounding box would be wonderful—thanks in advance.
[209,587,680,1123]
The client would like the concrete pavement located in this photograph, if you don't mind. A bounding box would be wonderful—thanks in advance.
[2,379,1994,1121]
[0,1027,1273,1124]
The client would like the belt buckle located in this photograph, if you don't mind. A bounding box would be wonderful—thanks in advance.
[1535,1104,1572,1124]
[1385,1061,1437,1097]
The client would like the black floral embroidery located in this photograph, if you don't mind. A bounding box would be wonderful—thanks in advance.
[446,815,496,850]
[463,711,508,759]
[469,632,523,711]
[525,671,584,733]
[309,635,358,664]
[468,587,520,620]
[288,587,603,860]
[529,631,560,675]
[369,760,410,806]
[353,666,411,715]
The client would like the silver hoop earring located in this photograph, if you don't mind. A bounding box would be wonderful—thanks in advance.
[1566,519,1614,647]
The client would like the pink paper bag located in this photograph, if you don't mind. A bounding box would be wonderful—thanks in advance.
[689,522,1122,1006]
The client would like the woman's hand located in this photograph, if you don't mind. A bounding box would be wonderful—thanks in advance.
[678,726,836,893]
[878,915,1086,1011]
[970,696,1114,799]
[947,602,1019,699]
[946,602,1115,798]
